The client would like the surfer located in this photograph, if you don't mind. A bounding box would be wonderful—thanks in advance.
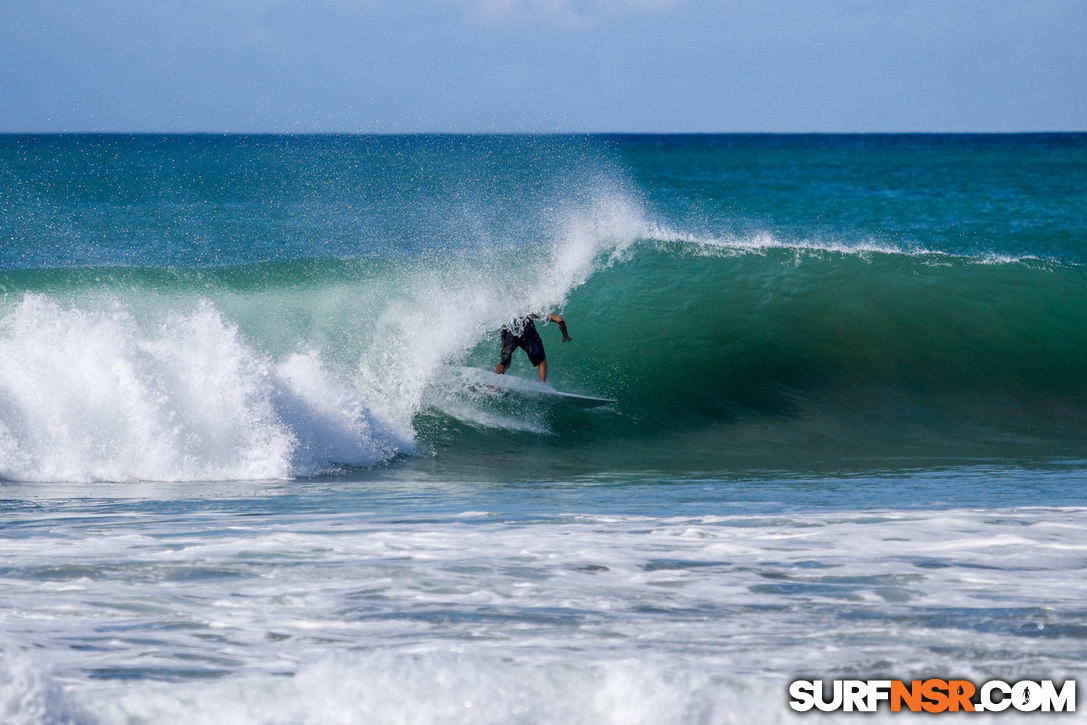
[496,313,570,383]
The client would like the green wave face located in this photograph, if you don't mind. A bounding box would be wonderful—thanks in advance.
[564,244,1087,409]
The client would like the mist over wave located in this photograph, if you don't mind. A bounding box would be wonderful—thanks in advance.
[0,182,655,482]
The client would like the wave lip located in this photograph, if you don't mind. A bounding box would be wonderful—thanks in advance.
[637,226,1073,268]
[0,295,409,483]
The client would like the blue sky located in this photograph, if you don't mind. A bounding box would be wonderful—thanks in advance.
[2,0,1084,133]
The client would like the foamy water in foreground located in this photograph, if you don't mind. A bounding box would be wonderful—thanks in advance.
[2,471,1085,724]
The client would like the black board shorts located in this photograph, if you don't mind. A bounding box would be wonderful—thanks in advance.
[500,322,546,367]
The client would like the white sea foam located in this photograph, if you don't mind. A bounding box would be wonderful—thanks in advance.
[0,649,67,725]
[3,648,1062,724]
[2,501,1082,724]
[66,654,764,725]
[0,294,409,482]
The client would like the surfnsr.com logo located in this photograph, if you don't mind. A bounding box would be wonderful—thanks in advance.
[789,679,1076,713]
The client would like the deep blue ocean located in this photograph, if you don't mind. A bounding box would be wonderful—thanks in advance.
[1,134,1085,723]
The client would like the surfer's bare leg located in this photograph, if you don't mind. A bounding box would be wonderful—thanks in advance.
[495,363,506,375]
[537,359,547,383]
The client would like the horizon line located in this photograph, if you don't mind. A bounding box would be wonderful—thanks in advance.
[2,129,1085,137]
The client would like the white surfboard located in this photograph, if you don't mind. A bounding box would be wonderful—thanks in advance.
[449,367,616,409]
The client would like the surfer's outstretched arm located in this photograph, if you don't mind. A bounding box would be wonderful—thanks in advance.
[549,313,571,342]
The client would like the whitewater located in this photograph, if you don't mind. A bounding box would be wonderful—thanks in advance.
[1,133,1085,723]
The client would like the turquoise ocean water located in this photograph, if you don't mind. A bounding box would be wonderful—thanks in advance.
[1,134,1085,723]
